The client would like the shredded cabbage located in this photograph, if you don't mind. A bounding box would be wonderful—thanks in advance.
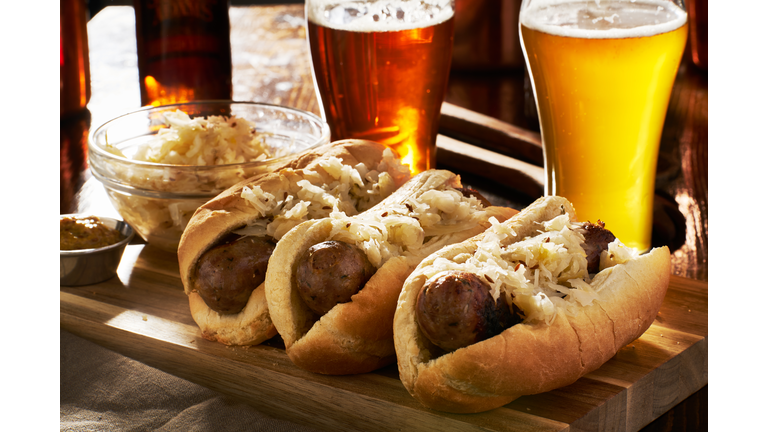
[100,111,294,251]
[419,215,638,325]
[317,181,493,269]
[116,110,276,165]
[600,239,641,269]
[235,150,411,241]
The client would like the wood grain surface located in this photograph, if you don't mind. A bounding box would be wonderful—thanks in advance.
[60,242,707,432]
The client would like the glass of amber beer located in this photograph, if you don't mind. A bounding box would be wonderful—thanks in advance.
[520,0,688,251]
[306,0,455,174]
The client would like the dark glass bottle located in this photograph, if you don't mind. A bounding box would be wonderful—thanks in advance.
[60,0,91,116]
[134,0,233,106]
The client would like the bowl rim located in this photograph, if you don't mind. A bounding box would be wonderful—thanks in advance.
[60,214,136,256]
[87,100,331,170]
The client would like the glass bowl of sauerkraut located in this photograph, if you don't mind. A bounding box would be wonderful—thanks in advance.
[88,101,331,253]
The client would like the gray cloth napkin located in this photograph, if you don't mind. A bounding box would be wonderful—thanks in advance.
[61,330,321,432]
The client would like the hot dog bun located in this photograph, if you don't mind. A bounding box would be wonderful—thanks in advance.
[265,169,519,374]
[178,139,411,346]
[393,195,671,413]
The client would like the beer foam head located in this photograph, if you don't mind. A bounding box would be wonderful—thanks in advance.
[307,0,454,32]
[520,0,687,38]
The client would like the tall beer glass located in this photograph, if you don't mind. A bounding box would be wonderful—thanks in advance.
[520,0,687,251]
[306,0,455,174]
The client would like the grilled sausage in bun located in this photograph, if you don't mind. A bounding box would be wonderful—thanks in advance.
[264,169,518,375]
[178,140,411,346]
[393,195,671,413]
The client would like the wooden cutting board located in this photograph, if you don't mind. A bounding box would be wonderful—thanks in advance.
[60,236,707,432]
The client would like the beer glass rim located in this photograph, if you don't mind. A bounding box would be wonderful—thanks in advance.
[520,0,685,7]
[305,0,455,32]
[519,0,688,39]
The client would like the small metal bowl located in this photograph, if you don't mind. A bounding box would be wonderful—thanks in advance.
[60,215,135,287]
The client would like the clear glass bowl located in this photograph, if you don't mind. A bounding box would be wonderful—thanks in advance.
[88,101,330,252]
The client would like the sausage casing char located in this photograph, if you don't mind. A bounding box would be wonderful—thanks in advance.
[577,220,616,274]
[416,221,616,353]
[193,236,276,314]
[455,187,492,208]
[416,271,521,352]
[295,240,376,315]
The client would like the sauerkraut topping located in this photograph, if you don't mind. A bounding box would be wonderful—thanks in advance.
[108,110,276,166]
[324,184,491,268]
[95,110,326,252]
[101,111,276,240]
[236,148,411,240]
[601,239,641,268]
[422,214,635,325]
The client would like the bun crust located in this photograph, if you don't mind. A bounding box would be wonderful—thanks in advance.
[394,196,671,413]
[265,170,519,374]
[177,140,401,346]
[188,288,276,345]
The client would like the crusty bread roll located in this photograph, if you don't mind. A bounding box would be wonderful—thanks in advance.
[178,139,411,346]
[393,195,671,413]
[265,169,518,375]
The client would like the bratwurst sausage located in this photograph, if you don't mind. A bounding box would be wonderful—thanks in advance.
[293,187,495,318]
[416,271,521,352]
[295,240,376,315]
[416,222,616,352]
[194,236,276,314]
[576,220,616,274]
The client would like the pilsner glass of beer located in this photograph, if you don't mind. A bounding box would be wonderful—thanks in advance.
[306,0,455,174]
[520,0,688,251]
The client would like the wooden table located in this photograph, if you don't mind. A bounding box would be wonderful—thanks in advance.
[60,5,708,432]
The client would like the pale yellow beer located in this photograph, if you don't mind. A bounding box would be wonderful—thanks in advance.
[306,0,455,174]
[520,0,688,251]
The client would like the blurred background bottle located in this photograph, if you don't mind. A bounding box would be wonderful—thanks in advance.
[134,0,233,106]
[688,0,707,70]
[451,0,524,71]
[60,0,91,116]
